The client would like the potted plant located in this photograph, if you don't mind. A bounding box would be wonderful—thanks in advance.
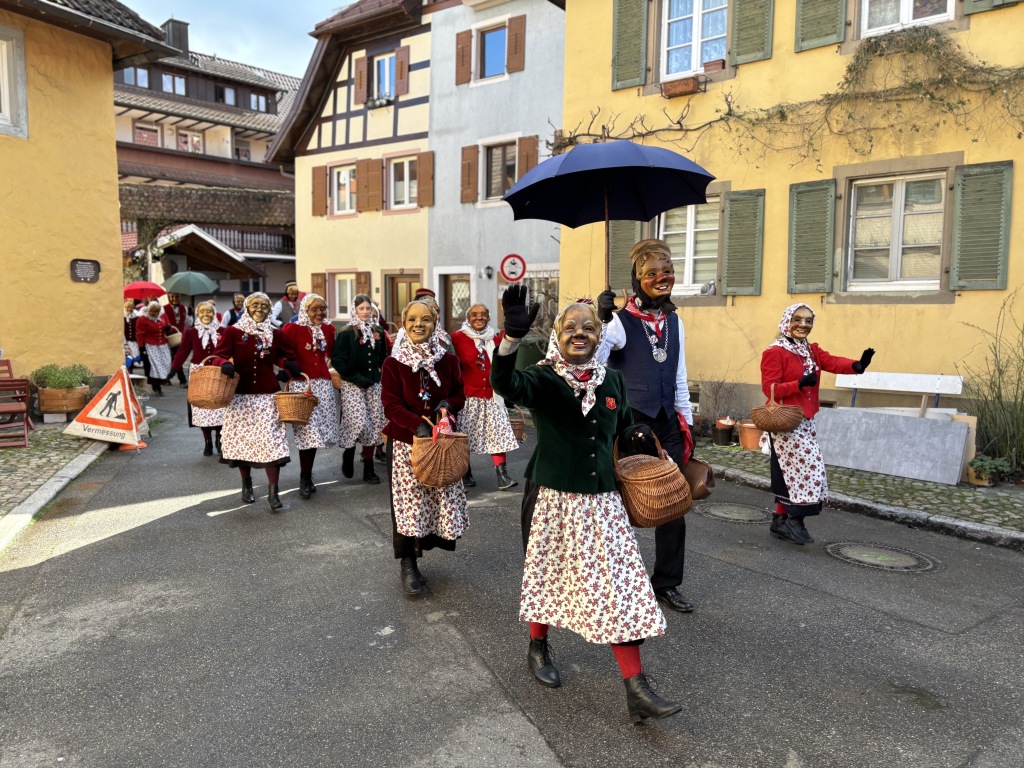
[28,363,93,413]
[967,455,1012,487]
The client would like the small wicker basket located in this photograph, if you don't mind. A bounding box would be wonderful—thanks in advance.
[329,368,342,390]
[274,372,319,425]
[187,356,238,410]
[412,414,470,488]
[750,383,804,433]
[165,326,182,348]
[508,405,527,442]
[614,435,692,528]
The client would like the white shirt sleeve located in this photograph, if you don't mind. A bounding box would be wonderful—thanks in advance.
[674,314,693,425]
[596,313,626,365]
[270,300,284,328]
[497,337,520,356]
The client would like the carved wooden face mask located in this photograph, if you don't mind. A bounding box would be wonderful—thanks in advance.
[557,305,599,365]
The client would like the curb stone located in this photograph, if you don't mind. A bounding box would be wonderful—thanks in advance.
[710,464,1024,553]
[0,440,109,554]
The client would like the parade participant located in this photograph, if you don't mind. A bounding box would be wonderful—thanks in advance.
[211,292,296,512]
[761,305,875,544]
[271,282,301,328]
[597,239,695,615]
[282,293,339,498]
[162,293,190,388]
[123,298,140,367]
[333,294,387,485]
[381,299,466,595]
[135,301,173,397]
[451,303,519,490]
[410,288,453,351]
[225,293,246,326]
[171,302,224,456]
[492,285,680,724]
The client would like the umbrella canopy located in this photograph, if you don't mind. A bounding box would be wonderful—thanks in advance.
[163,272,219,296]
[123,281,166,300]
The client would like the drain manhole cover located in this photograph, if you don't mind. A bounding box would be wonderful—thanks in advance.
[824,542,941,573]
[699,503,772,524]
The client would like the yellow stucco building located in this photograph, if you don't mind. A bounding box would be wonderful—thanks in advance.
[561,0,1023,413]
[0,1,171,377]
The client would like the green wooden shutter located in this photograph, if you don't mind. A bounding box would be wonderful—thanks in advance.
[795,0,845,52]
[950,162,1012,290]
[963,0,1020,14]
[612,0,647,90]
[608,220,641,293]
[788,180,835,293]
[722,190,765,295]
[730,0,773,66]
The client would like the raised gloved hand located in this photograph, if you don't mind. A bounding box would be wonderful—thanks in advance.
[283,360,303,379]
[597,290,617,323]
[852,347,876,374]
[501,284,540,339]
[798,372,819,389]
[415,421,432,438]
[220,363,235,378]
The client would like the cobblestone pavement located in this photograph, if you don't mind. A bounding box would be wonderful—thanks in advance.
[697,438,1024,544]
[0,424,97,516]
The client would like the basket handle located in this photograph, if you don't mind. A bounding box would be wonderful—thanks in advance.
[296,371,312,394]
[767,382,779,405]
[613,432,668,469]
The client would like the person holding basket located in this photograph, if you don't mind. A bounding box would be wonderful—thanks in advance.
[491,285,682,726]
[171,301,224,456]
[381,299,467,596]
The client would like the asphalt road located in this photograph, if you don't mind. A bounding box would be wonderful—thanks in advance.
[1,388,1022,768]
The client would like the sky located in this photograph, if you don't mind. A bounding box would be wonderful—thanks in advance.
[125,1,357,77]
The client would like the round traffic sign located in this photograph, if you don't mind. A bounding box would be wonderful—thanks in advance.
[500,254,527,283]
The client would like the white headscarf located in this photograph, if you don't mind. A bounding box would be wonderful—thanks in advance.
[459,307,498,357]
[348,302,377,348]
[296,293,328,351]
[769,303,818,375]
[234,291,275,348]
[391,300,446,387]
[194,301,219,350]
[538,301,607,415]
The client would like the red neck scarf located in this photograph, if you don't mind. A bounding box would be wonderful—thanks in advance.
[624,297,666,338]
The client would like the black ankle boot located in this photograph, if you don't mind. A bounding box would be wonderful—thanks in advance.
[463,468,476,487]
[624,673,682,724]
[496,462,518,491]
[215,430,222,455]
[342,446,355,478]
[400,557,424,595]
[770,513,787,537]
[299,475,313,499]
[363,460,380,485]
[267,483,283,512]
[785,515,814,544]
[375,444,387,464]
[241,479,255,504]
[527,637,561,688]
[203,438,213,456]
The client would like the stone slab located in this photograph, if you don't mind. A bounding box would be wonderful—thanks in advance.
[41,412,68,423]
[815,408,969,486]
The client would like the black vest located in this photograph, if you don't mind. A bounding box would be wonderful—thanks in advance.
[606,310,678,419]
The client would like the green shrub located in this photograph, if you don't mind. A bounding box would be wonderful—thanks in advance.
[28,363,93,389]
[969,455,1012,479]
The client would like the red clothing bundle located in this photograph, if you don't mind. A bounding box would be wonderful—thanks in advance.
[210,326,292,395]
[760,343,857,419]
[450,330,505,398]
[281,323,336,379]
[381,354,465,444]
[135,315,169,347]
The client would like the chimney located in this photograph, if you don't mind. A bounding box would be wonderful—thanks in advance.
[162,19,189,54]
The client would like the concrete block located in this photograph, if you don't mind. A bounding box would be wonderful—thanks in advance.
[815,409,969,486]
[41,412,68,424]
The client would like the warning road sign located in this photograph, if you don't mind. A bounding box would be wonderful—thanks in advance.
[64,366,149,446]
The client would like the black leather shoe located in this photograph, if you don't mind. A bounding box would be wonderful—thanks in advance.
[215,431,222,455]
[203,440,213,457]
[298,475,313,499]
[654,587,694,613]
[496,462,518,491]
[527,638,561,688]
[267,483,283,512]
[624,673,682,724]
[784,516,814,544]
[400,557,424,595]
[463,469,476,487]
[770,513,787,536]
[342,446,355,479]
[771,514,805,544]
[241,479,255,504]
[375,445,387,464]
[363,460,381,485]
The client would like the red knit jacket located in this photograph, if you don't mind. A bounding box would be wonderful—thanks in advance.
[451,330,504,398]
[760,343,857,419]
[135,315,169,348]
[171,327,218,370]
[210,326,292,395]
[281,323,336,380]
[381,354,465,444]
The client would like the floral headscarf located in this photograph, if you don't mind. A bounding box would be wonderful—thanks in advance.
[391,299,446,387]
[769,303,818,375]
[538,301,607,415]
[234,291,275,348]
[348,300,377,349]
[194,301,219,350]
[297,293,328,352]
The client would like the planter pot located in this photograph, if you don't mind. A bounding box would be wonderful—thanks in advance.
[967,466,995,487]
[37,385,89,413]
[713,426,734,446]
[737,419,764,451]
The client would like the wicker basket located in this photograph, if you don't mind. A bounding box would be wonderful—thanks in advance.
[750,383,804,433]
[274,372,319,425]
[187,356,238,410]
[329,368,342,390]
[614,435,692,528]
[508,405,527,442]
[165,326,182,348]
[412,415,470,488]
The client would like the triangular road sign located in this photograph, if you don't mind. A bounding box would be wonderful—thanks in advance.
[64,366,149,446]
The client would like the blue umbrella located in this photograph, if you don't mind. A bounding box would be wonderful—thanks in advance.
[502,141,715,285]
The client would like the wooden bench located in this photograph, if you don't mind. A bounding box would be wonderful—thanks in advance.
[834,372,963,417]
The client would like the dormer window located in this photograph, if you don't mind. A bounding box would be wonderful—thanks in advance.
[162,73,186,96]
[124,67,149,88]
[215,85,236,106]
[250,93,267,112]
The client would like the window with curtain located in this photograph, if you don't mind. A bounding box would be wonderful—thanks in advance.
[332,165,357,214]
[485,143,517,199]
[389,157,418,209]
[658,198,720,294]
[862,0,952,36]
[662,0,728,81]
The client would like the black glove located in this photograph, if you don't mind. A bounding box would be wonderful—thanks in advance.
[852,347,876,374]
[220,363,235,378]
[283,360,302,378]
[415,421,432,438]
[163,326,173,336]
[276,370,291,383]
[502,284,540,339]
[597,290,617,323]
[798,372,818,389]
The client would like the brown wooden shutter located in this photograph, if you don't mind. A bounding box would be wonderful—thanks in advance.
[356,271,371,297]
[354,56,368,104]
[507,16,526,73]
[516,136,538,179]
[311,273,327,301]
[356,159,370,212]
[312,165,328,216]
[366,159,383,211]
[395,46,410,96]
[460,146,479,203]
[417,151,434,207]
[455,30,472,85]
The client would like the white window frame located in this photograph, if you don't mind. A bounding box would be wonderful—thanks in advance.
[176,128,203,154]
[861,0,954,37]
[162,73,186,96]
[331,164,357,215]
[657,197,721,296]
[478,24,507,80]
[334,274,358,320]
[374,54,396,101]
[0,25,28,139]
[470,14,511,87]
[661,0,729,82]
[124,67,149,88]
[846,173,945,293]
[216,84,236,106]
[250,93,267,112]
[483,142,517,201]
[388,156,418,210]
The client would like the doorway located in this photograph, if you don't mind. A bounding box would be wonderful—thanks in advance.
[442,274,471,334]
[387,275,421,333]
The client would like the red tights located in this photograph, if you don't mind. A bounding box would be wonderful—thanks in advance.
[492,453,506,466]
[528,623,642,678]
[237,464,280,484]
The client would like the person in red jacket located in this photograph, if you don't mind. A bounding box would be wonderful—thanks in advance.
[451,304,520,490]
[281,294,338,499]
[136,301,172,397]
[171,302,224,456]
[381,299,466,595]
[210,292,296,512]
[760,304,875,545]
[162,293,191,388]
